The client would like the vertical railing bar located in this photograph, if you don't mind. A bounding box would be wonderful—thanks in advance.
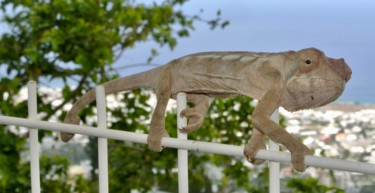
[28,81,41,193]
[97,86,109,193]
[269,110,280,193]
[177,93,188,193]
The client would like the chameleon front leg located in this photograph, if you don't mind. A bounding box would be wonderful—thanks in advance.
[244,129,266,165]
[245,89,311,172]
[179,94,213,133]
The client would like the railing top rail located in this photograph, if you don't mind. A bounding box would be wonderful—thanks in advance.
[0,115,374,175]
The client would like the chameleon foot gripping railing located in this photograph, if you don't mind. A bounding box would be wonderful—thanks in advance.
[0,81,375,193]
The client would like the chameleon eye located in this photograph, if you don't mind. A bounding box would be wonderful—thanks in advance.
[305,60,312,65]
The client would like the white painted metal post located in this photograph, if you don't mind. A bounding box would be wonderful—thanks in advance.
[177,93,188,193]
[97,86,109,193]
[269,110,280,193]
[28,81,40,193]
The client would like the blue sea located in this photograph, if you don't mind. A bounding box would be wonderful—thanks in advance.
[338,84,375,105]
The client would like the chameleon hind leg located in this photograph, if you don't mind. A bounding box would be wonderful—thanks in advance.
[147,75,171,152]
[179,94,213,133]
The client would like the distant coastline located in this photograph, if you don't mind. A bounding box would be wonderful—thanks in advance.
[315,102,375,112]
[336,85,375,105]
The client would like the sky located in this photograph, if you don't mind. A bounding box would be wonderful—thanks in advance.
[114,0,375,104]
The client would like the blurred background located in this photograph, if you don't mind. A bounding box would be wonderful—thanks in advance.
[0,0,374,192]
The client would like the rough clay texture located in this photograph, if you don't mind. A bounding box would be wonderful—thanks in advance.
[61,48,351,172]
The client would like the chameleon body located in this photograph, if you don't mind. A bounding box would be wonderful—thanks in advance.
[61,48,351,172]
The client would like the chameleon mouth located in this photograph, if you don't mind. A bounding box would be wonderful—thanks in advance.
[287,76,345,92]
[344,64,352,82]
[327,58,352,82]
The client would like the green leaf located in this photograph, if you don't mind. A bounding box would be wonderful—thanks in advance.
[221,20,230,29]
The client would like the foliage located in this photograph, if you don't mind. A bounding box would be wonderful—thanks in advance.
[0,129,28,192]
[286,176,344,193]
[0,0,228,192]
[39,155,90,193]
[0,0,227,121]
[360,183,375,193]
[0,148,88,193]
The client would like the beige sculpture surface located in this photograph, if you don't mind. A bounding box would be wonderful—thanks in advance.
[61,48,351,172]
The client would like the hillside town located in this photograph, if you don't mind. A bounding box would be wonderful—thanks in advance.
[279,103,375,192]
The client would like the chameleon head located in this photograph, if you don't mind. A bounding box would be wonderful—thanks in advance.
[283,48,352,111]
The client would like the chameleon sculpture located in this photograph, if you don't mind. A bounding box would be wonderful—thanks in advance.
[61,48,351,172]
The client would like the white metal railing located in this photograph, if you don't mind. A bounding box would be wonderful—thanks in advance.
[97,86,109,193]
[0,81,375,193]
[177,93,189,192]
[28,81,40,193]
